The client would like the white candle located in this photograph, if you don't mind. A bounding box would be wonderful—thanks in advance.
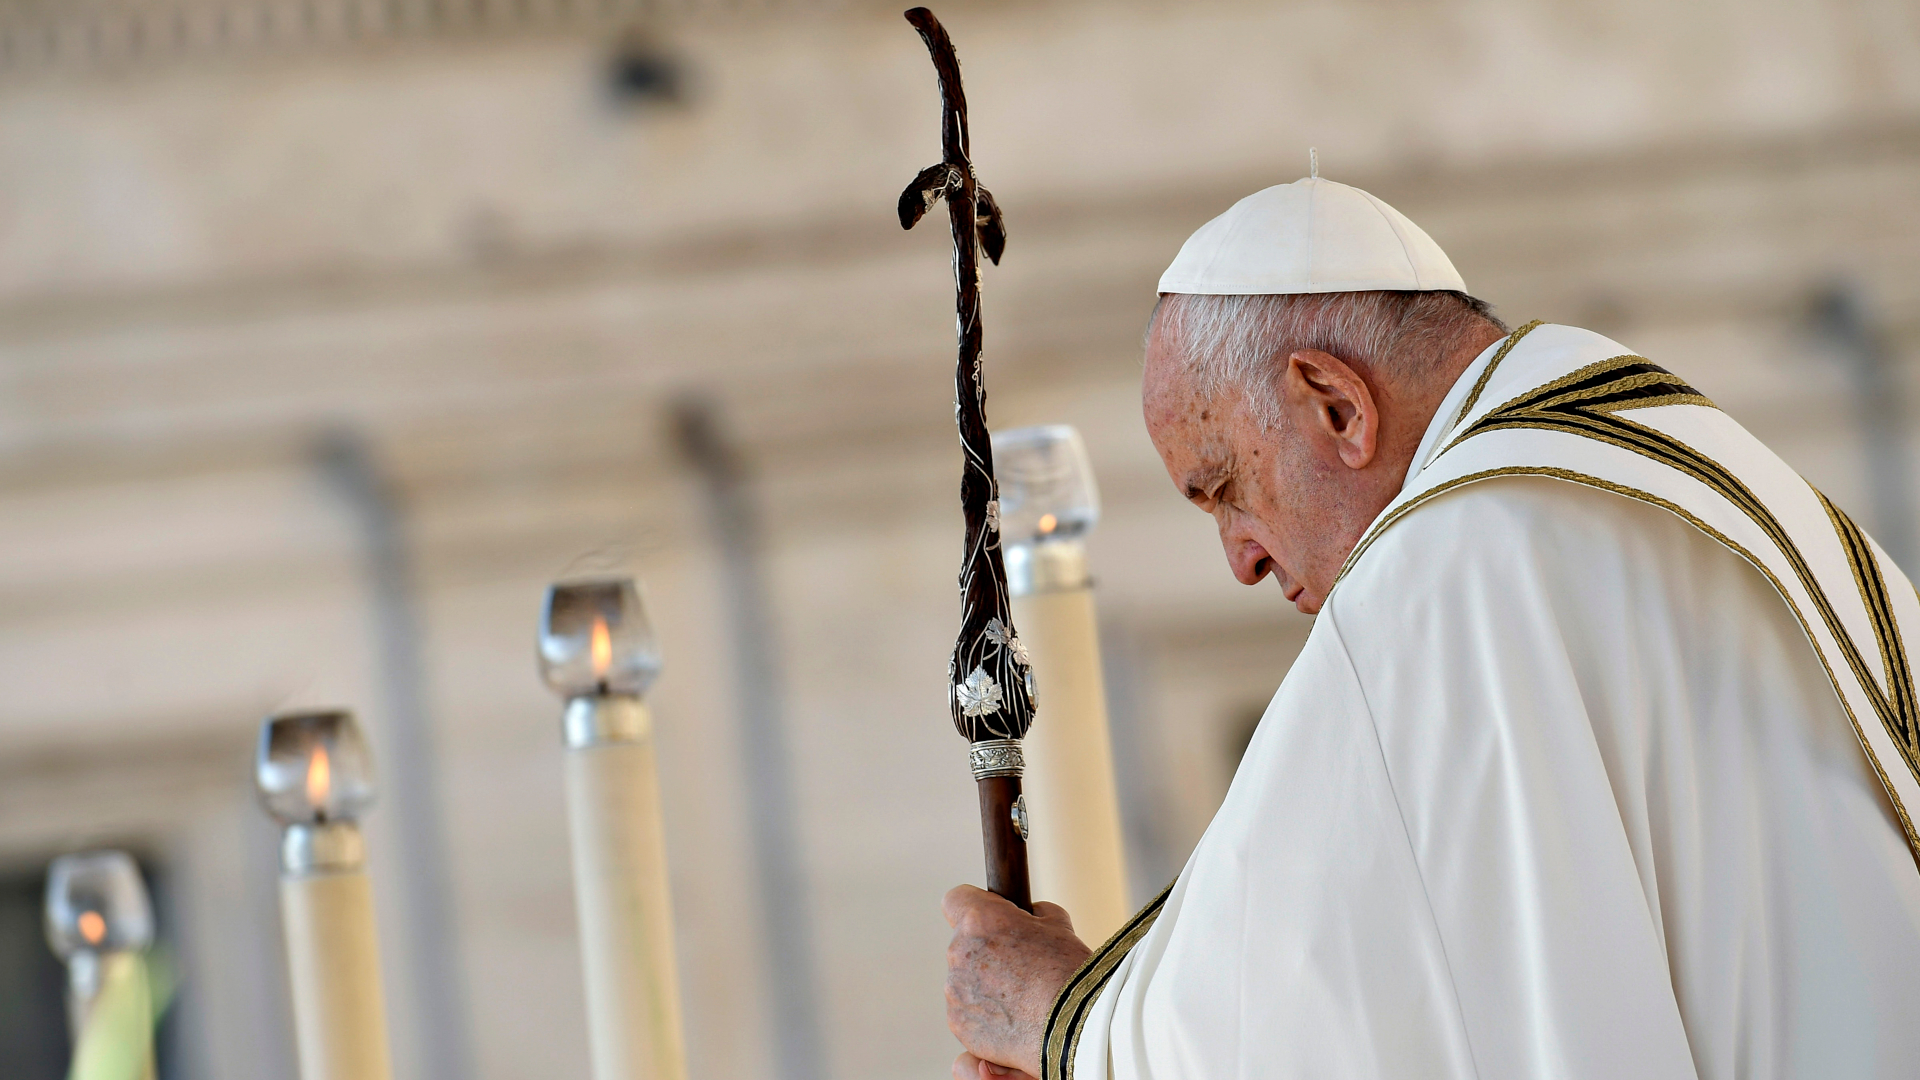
[258,711,395,1080]
[996,425,1132,944]
[540,578,688,1080]
[46,850,158,1080]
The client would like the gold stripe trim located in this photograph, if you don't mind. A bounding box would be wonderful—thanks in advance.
[1039,881,1175,1080]
[1820,493,1920,765]
[1442,319,1544,436]
[1588,391,1717,413]
[1436,353,1714,458]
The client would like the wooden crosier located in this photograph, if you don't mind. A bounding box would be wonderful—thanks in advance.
[898,6,1032,912]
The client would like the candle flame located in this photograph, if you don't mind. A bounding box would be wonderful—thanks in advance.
[590,617,613,680]
[77,910,106,946]
[307,743,332,809]
[1038,513,1058,535]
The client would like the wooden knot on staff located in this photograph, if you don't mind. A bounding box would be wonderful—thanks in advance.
[898,6,1031,912]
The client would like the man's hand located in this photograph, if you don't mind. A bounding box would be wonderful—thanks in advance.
[944,885,1092,1078]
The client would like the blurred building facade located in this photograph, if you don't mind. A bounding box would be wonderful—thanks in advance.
[0,0,1915,1076]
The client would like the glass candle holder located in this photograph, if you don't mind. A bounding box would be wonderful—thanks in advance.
[257,710,378,826]
[994,425,1102,595]
[992,425,1100,546]
[45,850,153,960]
[538,577,662,699]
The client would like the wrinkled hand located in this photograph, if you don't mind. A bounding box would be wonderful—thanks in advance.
[944,885,1092,1078]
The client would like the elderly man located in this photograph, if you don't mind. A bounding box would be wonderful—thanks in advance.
[943,174,1920,1080]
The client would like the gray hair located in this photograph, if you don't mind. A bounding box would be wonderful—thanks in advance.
[1149,290,1508,430]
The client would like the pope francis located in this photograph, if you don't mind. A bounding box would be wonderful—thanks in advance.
[941,173,1920,1080]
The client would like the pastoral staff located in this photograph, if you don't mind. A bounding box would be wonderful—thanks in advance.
[943,172,1920,1080]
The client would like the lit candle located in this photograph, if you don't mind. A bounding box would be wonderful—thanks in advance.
[45,850,157,1080]
[538,577,687,1080]
[256,710,394,1080]
[994,425,1132,942]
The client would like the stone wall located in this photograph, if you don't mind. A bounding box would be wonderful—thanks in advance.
[0,1,1915,1077]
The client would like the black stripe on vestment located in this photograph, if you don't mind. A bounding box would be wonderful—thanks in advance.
[1039,881,1174,1080]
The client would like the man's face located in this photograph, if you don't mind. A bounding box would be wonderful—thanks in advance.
[1141,322,1390,616]
[1143,331,1317,612]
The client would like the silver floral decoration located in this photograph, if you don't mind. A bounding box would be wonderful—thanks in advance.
[957,666,1004,718]
[982,616,1031,668]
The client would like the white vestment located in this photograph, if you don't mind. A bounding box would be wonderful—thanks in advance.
[1048,324,1920,1080]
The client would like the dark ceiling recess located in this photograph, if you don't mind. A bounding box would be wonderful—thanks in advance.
[608,33,684,106]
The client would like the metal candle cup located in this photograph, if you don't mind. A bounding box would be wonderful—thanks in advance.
[257,710,394,1080]
[46,848,158,1078]
[994,425,1133,942]
[538,577,687,1080]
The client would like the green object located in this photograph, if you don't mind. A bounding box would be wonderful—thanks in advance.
[67,951,165,1080]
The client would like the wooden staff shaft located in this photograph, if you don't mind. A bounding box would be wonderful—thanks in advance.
[976,776,1032,910]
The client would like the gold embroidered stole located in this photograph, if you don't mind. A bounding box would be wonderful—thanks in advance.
[1039,321,1920,1080]
[1345,320,1920,860]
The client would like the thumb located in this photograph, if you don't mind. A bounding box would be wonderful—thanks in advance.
[1031,901,1075,933]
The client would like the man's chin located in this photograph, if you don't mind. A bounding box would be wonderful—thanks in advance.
[1279,580,1320,615]
[1285,585,1323,615]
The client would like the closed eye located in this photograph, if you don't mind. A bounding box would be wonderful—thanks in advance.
[1187,482,1225,511]
[1181,467,1229,510]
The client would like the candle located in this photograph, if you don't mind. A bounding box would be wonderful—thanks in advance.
[538,577,688,1080]
[994,425,1132,943]
[45,850,157,1080]
[257,710,394,1080]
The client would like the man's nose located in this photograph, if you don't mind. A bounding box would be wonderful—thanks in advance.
[1225,536,1274,586]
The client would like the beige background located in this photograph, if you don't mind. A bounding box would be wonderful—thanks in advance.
[0,0,1916,1077]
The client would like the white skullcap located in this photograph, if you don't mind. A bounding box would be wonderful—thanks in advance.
[1158,175,1467,296]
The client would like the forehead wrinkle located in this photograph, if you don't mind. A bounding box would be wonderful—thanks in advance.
[1145,338,1237,502]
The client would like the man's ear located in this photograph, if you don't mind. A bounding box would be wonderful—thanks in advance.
[1283,349,1378,470]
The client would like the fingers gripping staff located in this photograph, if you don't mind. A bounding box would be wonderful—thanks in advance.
[898,7,1033,913]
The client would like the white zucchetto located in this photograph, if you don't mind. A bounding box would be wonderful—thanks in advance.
[1158,175,1467,296]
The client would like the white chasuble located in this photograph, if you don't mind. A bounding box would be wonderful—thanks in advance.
[1044,323,1920,1080]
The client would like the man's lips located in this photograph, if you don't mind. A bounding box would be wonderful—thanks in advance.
[1254,556,1311,607]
